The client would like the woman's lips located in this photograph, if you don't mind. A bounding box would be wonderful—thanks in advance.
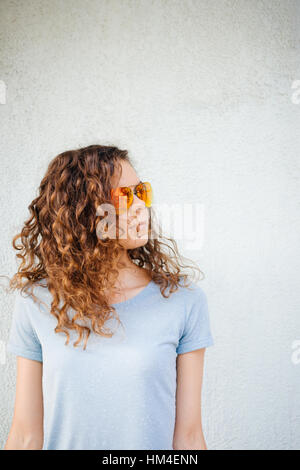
[137,221,147,229]
[136,221,148,238]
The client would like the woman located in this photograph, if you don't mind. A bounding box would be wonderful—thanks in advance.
[4,144,213,450]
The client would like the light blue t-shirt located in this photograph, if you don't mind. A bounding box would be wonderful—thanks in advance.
[7,278,214,450]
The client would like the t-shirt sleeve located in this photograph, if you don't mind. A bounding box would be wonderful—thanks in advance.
[176,286,214,355]
[7,290,43,363]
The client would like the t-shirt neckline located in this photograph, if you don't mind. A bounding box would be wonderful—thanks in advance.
[111,279,155,307]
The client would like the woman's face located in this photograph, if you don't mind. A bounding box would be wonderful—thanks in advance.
[111,160,150,250]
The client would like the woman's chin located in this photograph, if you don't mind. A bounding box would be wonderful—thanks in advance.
[116,221,149,249]
[118,229,149,249]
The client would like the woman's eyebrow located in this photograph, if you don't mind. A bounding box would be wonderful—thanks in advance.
[115,180,143,190]
[124,180,142,188]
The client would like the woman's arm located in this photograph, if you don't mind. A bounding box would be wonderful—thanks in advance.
[4,356,44,450]
[173,348,207,450]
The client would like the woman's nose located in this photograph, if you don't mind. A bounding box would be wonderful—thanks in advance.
[132,194,146,212]
[127,195,147,223]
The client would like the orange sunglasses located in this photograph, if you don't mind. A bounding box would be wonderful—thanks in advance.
[110,181,152,215]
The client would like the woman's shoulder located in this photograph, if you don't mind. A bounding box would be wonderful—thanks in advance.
[13,280,52,313]
[177,276,208,300]
[161,276,208,311]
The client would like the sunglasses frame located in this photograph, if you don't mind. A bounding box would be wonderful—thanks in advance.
[110,181,152,215]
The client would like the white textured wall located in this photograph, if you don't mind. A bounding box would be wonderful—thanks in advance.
[0,0,299,450]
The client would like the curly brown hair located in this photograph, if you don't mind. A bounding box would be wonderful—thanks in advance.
[4,144,204,350]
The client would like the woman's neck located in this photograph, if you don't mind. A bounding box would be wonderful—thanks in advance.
[114,250,151,289]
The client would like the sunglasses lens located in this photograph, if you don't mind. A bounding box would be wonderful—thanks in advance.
[136,182,152,207]
[111,187,133,214]
[111,182,152,215]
